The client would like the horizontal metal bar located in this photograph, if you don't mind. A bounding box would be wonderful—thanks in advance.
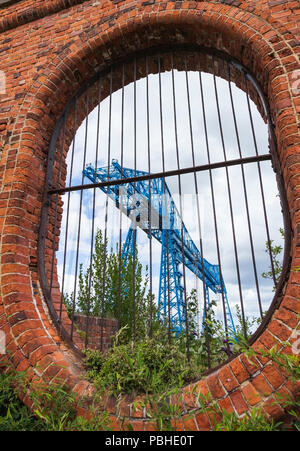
[48,153,272,195]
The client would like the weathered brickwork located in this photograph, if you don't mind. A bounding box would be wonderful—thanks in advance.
[73,315,118,350]
[0,0,299,430]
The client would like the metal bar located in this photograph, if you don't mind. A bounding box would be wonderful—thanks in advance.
[171,52,190,361]
[71,88,90,341]
[185,54,211,366]
[49,112,66,297]
[214,61,247,339]
[117,63,125,331]
[85,79,102,347]
[146,55,153,338]
[59,100,77,323]
[198,58,229,340]
[158,54,172,344]
[48,154,272,195]
[244,73,277,289]
[132,57,137,342]
[100,68,113,351]
[227,65,263,319]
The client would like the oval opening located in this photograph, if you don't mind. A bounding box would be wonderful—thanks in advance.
[40,48,289,374]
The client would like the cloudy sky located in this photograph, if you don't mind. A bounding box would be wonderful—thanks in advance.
[55,66,284,332]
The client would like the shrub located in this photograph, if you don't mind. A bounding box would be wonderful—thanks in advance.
[84,331,199,397]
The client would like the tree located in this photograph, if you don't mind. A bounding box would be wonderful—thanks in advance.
[65,229,208,346]
[65,229,160,342]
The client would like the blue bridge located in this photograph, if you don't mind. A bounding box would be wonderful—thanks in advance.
[83,159,236,336]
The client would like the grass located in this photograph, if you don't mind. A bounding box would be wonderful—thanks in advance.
[0,336,299,431]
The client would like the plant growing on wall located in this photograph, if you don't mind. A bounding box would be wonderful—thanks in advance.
[261,228,284,290]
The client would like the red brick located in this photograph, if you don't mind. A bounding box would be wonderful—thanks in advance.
[229,390,248,415]
[194,411,211,430]
[183,386,199,410]
[218,396,235,414]
[182,415,198,431]
[262,364,285,390]
[229,358,249,384]
[259,330,279,350]
[274,308,298,329]
[131,397,145,418]
[170,418,185,431]
[118,397,131,417]
[268,319,293,341]
[105,396,117,415]
[207,374,225,399]
[218,365,239,392]
[281,297,300,314]
[251,342,270,365]
[0,0,298,434]
[142,421,155,431]
[241,383,261,406]
[240,354,261,375]
[109,416,121,431]
[252,373,273,397]
[263,397,285,421]
[131,420,145,431]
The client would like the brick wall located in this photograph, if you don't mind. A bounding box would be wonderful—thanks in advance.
[0,0,299,430]
[73,314,118,351]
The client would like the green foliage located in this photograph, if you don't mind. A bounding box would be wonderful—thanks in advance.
[212,407,281,431]
[66,229,162,343]
[197,386,282,432]
[84,327,198,397]
[30,381,78,431]
[0,367,110,431]
[1,338,299,431]
[83,299,248,400]
[262,227,284,290]
[143,387,184,431]
[234,303,262,338]
[260,342,300,431]
[83,296,237,399]
[264,344,300,381]
[2,223,296,431]
[0,370,42,431]
[190,300,229,370]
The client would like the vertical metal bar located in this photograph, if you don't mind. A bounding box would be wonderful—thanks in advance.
[213,61,247,339]
[117,63,125,332]
[71,89,90,341]
[59,100,77,324]
[146,55,153,338]
[132,57,137,342]
[244,73,277,290]
[85,79,102,347]
[227,65,263,319]
[198,57,229,340]
[185,54,211,366]
[171,52,190,361]
[50,113,66,296]
[158,55,172,344]
[100,68,113,351]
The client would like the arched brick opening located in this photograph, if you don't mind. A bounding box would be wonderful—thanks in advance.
[0,1,299,430]
[40,45,277,358]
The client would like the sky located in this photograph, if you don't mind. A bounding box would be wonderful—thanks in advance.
[55,66,284,333]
